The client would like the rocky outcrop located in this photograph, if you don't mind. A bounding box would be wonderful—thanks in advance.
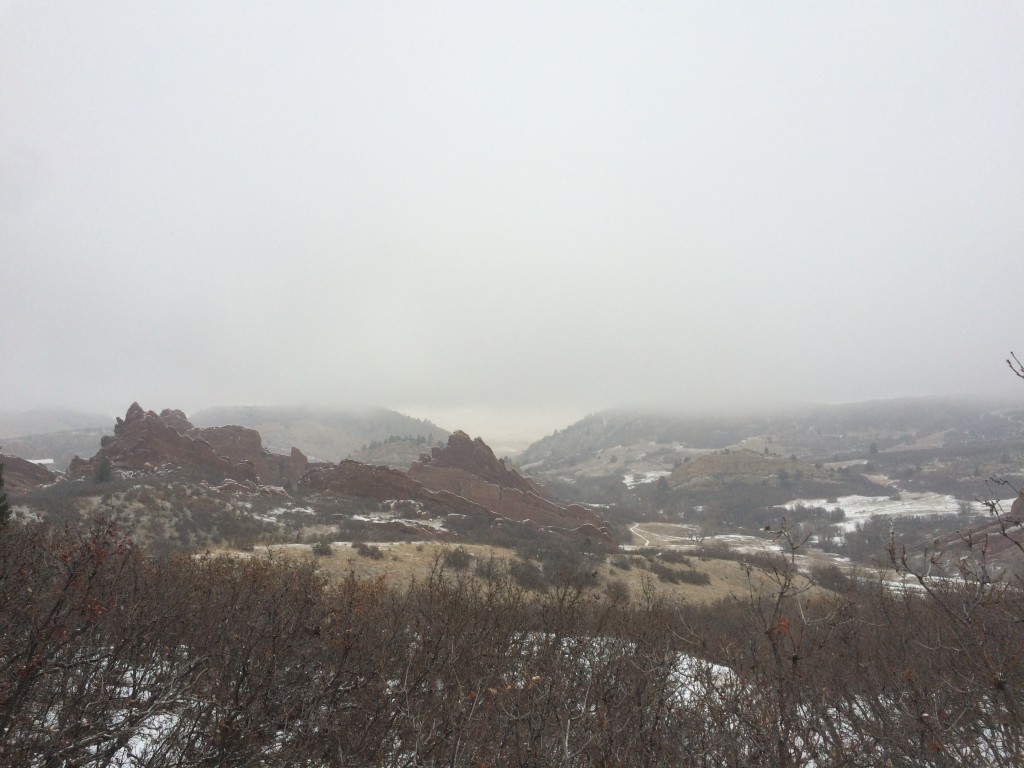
[66,404,313,487]
[68,403,258,483]
[412,431,548,496]
[190,424,294,485]
[192,424,263,468]
[301,460,487,518]
[287,447,309,484]
[298,456,613,543]
[156,410,307,486]
[61,405,615,545]
[409,431,615,544]
[158,408,192,433]
[0,454,56,491]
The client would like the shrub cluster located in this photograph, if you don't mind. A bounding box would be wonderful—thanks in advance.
[353,541,384,559]
[2,519,1023,766]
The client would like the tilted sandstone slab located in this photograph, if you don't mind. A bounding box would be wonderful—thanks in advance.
[409,431,616,544]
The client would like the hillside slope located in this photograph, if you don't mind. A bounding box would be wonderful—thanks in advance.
[191,406,450,462]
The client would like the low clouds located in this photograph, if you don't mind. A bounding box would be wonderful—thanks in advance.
[2,2,1021,439]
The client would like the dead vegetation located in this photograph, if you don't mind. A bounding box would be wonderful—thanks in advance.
[5,511,1024,765]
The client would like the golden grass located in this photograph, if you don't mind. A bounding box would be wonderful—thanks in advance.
[667,450,830,486]
[225,540,812,606]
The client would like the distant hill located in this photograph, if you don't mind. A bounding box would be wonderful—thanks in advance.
[190,406,451,463]
[0,408,115,470]
[0,408,112,439]
[0,429,111,471]
[519,397,1024,476]
[348,436,443,470]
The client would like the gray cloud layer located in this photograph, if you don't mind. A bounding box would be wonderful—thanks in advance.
[2,2,1022,437]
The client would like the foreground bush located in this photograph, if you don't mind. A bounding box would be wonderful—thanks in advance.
[1,519,1023,766]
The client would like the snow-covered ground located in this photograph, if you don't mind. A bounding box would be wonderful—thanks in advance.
[623,470,672,488]
[253,505,315,523]
[779,493,1017,532]
[628,524,782,555]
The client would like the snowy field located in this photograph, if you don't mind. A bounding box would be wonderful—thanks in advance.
[780,493,1017,532]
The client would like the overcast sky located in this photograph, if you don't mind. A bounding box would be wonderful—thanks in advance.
[2,2,1022,442]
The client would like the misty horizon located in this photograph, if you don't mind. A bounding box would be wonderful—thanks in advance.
[3,3,1022,439]
[3,389,1021,455]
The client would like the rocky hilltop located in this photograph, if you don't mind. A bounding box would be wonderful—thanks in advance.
[410,431,614,543]
[67,404,315,487]
[0,429,111,472]
[58,404,615,545]
[300,434,615,544]
[67,404,261,484]
[412,431,549,496]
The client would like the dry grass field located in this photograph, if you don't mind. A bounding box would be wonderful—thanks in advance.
[227,540,817,606]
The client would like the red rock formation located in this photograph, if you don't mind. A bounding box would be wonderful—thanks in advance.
[0,454,56,491]
[409,431,616,545]
[190,424,276,481]
[68,403,258,483]
[301,460,487,518]
[62,405,616,545]
[287,447,309,485]
[67,404,312,487]
[158,408,192,433]
[155,409,307,486]
[412,431,549,497]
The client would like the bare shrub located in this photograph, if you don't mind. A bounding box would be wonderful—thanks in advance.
[604,578,631,604]
[809,562,850,592]
[353,541,384,559]
[3,509,1024,766]
[610,554,633,570]
[659,548,692,566]
[310,539,333,556]
[441,545,472,571]
[509,558,547,592]
[674,568,711,586]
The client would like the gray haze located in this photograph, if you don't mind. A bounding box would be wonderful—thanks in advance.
[2,2,1022,442]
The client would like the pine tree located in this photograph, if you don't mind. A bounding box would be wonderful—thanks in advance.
[0,462,10,526]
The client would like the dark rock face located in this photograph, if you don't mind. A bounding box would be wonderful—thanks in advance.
[68,403,258,483]
[179,418,310,487]
[190,424,277,483]
[409,431,616,545]
[288,447,309,485]
[412,431,548,497]
[158,408,193,433]
[0,454,56,491]
[187,424,262,464]
[306,459,434,500]
[301,460,486,518]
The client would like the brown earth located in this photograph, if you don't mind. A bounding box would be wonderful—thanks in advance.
[0,454,56,491]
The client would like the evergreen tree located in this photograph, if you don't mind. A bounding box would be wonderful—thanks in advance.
[0,462,10,526]
[93,457,113,484]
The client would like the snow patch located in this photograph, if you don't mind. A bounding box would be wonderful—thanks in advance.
[780,493,1016,532]
[623,470,671,489]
